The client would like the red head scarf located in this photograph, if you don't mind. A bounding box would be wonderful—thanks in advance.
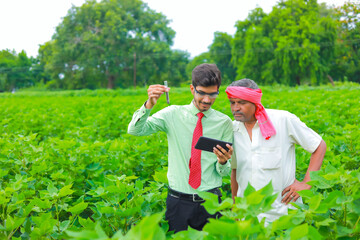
[225,86,276,140]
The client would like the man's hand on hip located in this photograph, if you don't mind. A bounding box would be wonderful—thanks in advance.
[281,179,311,204]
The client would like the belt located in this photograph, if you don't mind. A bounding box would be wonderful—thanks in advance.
[168,187,221,203]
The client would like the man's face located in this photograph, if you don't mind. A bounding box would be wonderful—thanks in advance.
[190,85,219,112]
[229,98,257,123]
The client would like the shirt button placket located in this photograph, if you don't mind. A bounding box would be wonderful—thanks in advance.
[251,140,257,187]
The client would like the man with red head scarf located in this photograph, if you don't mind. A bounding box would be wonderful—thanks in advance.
[226,79,326,223]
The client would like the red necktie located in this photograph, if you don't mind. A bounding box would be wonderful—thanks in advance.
[189,112,204,189]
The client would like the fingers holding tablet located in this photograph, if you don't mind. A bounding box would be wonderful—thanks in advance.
[213,144,233,165]
[194,136,233,165]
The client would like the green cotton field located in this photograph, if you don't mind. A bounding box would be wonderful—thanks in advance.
[0,83,359,239]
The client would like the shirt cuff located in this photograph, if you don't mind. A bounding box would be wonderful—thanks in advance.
[132,103,152,125]
[139,102,152,116]
[216,160,231,175]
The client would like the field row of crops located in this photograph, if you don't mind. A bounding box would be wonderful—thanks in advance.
[0,83,359,239]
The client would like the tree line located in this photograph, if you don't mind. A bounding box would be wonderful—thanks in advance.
[0,0,359,92]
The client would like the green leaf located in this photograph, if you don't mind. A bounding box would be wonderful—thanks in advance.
[308,172,334,189]
[324,164,338,174]
[32,212,57,235]
[244,182,256,197]
[125,175,138,181]
[290,223,308,239]
[4,216,26,231]
[68,202,88,215]
[30,144,43,153]
[197,191,221,215]
[336,225,353,237]
[66,222,108,239]
[308,225,322,240]
[261,191,279,212]
[135,180,144,190]
[216,198,234,212]
[58,184,74,198]
[316,190,343,212]
[60,220,71,232]
[297,189,315,200]
[100,206,115,214]
[257,180,274,197]
[95,187,106,196]
[315,218,335,227]
[152,169,168,184]
[308,194,322,212]
[234,196,249,210]
[172,226,207,239]
[272,211,305,232]
[124,212,165,240]
[246,181,274,207]
[86,162,102,171]
[116,206,141,217]
[106,185,121,193]
[246,190,265,205]
[350,198,360,214]
[336,195,353,204]
[203,218,239,237]
[78,217,96,228]
[47,182,58,196]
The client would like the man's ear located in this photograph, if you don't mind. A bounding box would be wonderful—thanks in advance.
[190,84,195,95]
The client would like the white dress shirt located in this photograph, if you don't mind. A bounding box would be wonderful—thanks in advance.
[231,109,322,222]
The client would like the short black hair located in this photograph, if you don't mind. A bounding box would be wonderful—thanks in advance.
[192,63,221,89]
[229,79,259,89]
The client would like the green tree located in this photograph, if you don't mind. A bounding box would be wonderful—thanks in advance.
[0,50,37,91]
[185,52,212,83]
[209,32,236,84]
[133,47,189,88]
[232,7,268,83]
[165,50,190,87]
[332,1,360,83]
[232,0,338,86]
[41,0,187,89]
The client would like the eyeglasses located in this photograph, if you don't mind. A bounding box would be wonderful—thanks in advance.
[194,88,219,99]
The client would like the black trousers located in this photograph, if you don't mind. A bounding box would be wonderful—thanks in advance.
[165,191,222,233]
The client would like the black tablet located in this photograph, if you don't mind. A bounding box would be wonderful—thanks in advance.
[194,136,232,152]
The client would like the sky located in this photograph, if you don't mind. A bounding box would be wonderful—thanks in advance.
[0,0,349,58]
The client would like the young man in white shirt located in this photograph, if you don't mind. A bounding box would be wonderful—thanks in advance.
[226,79,326,223]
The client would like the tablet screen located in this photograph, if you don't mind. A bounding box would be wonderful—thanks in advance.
[194,136,232,152]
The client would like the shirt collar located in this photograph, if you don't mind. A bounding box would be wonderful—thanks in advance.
[234,120,259,133]
[189,101,212,118]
